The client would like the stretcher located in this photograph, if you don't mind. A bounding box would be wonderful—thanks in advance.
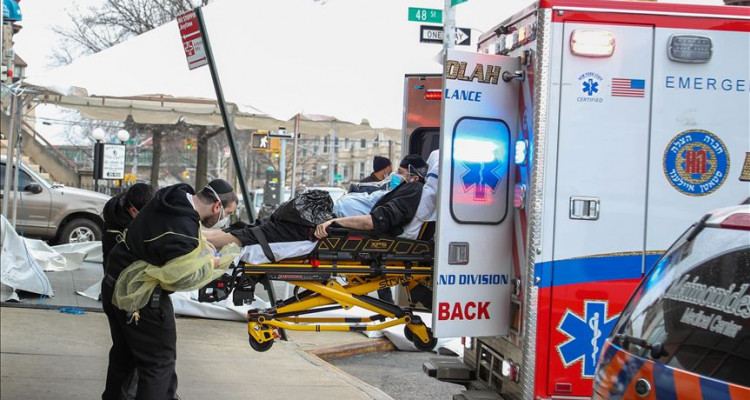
[199,228,435,352]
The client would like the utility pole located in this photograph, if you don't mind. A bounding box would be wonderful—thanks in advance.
[290,114,300,197]
[329,128,335,186]
[443,0,456,53]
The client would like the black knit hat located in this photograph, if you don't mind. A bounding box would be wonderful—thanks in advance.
[206,179,233,195]
[373,156,391,172]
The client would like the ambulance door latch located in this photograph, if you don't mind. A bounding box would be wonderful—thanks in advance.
[502,70,525,82]
[448,242,469,265]
[569,196,600,220]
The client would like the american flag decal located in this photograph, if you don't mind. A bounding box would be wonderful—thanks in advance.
[611,78,645,98]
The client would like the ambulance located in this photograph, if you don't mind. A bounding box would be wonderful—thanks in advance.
[402,1,750,399]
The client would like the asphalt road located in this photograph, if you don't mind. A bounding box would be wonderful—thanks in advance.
[331,351,465,400]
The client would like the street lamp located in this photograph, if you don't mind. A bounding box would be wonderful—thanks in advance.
[116,129,130,144]
[91,128,106,192]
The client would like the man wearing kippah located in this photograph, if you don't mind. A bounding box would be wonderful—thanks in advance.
[360,155,392,183]
[102,179,237,400]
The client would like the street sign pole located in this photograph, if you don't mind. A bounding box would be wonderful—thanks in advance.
[290,114,300,197]
[194,7,252,222]
[194,7,285,340]
[444,0,456,53]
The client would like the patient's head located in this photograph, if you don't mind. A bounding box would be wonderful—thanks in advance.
[397,154,428,183]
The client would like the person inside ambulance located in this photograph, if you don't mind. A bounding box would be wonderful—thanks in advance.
[400,150,439,240]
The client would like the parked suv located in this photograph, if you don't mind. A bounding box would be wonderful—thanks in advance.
[0,158,110,243]
[593,203,750,399]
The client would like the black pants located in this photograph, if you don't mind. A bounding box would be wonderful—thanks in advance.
[102,282,178,400]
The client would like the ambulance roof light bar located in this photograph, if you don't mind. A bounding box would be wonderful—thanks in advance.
[570,29,615,57]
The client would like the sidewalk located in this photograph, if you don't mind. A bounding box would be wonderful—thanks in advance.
[0,306,393,400]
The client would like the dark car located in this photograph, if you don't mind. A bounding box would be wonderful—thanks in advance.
[592,204,750,399]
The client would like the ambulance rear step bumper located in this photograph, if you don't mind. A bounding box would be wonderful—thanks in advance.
[452,391,503,400]
[422,358,475,383]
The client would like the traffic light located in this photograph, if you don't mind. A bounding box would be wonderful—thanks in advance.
[0,66,8,83]
[182,169,191,180]
[184,138,197,151]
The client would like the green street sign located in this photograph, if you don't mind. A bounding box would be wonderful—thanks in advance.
[334,174,343,181]
[408,7,442,24]
[451,0,468,6]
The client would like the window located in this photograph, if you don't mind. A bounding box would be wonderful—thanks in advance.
[360,139,367,149]
[0,164,35,190]
[343,138,350,151]
[334,138,339,154]
[323,137,329,154]
[450,117,511,224]
[614,227,750,387]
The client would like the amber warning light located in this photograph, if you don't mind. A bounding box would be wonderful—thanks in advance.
[425,89,442,101]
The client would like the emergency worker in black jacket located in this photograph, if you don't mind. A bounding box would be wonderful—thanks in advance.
[101,183,156,272]
[101,179,237,400]
[314,154,427,239]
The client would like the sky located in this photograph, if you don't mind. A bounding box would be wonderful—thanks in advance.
[11,0,724,144]
[14,0,724,77]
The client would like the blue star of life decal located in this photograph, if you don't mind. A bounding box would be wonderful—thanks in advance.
[460,157,503,201]
[556,300,619,378]
[582,79,599,96]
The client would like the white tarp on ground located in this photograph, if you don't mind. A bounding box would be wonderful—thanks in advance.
[1,215,54,301]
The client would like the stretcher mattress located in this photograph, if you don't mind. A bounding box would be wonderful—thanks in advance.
[235,241,317,265]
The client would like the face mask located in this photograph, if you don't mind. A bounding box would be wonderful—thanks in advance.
[389,173,404,190]
[214,214,230,229]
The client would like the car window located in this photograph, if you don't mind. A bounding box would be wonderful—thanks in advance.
[614,226,750,387]
[0,164,36,190]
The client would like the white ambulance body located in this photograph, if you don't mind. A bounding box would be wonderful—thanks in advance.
[404,1,750,399]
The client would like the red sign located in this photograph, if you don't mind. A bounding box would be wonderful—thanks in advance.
[177,10,207,70]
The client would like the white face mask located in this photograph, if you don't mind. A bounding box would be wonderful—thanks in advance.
[215,214,231,229]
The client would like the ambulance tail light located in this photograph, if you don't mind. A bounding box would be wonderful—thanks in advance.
[570,29,615,58]
[501,360,520,383]
[425,90,442,101]
[720,213,750,231]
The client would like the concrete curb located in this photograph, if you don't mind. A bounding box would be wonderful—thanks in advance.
[304,338,397,400]
[309,337,396,361]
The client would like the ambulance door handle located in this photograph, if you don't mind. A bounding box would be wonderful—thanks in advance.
[448,242,469,265]
[502,70,525,82]
[569,196,600,220]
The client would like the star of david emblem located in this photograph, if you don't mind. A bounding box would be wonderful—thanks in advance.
[459,158,503,201]
[556,300,619,378]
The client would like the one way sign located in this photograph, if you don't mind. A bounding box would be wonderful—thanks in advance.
[419,26,471,46]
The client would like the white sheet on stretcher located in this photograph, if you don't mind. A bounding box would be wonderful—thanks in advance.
[235,241,317,265]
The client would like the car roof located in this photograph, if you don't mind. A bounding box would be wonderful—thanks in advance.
[704,203,750,230]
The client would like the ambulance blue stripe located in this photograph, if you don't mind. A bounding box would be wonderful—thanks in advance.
[653,363,677,400]
[535,254,661,288]
[609,354,646,400]
[699,376,731,400]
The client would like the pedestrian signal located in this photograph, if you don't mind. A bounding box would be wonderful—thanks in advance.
[251,132,270,151]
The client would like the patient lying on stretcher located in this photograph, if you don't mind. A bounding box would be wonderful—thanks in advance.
[203,153,438,252]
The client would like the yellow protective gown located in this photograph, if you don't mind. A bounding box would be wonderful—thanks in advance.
[112,236,240,313]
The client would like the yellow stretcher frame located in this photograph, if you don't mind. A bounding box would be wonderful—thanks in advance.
[237,260,436,352]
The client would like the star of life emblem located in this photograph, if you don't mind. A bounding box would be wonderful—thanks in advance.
[557,300,619,378]
[459,158,503,201]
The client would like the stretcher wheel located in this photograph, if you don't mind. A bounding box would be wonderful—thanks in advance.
[249,336,274,352]
[403,325,414,341]
[411,328,437,352]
